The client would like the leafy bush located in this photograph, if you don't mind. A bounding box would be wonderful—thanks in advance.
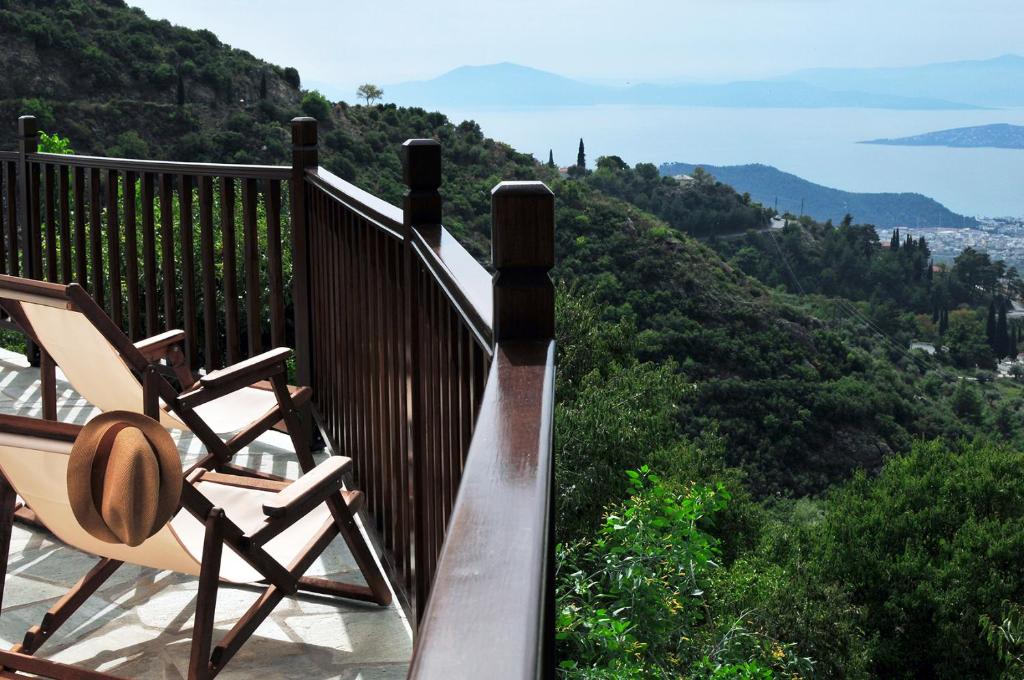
[557,468,811,678]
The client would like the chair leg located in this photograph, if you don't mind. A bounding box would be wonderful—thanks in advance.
[14,558,122,656]
[0,473,17,612]
[325,495,392,606]
[188,508,224,680]
[270,375,315,473]
[39,349,57,421]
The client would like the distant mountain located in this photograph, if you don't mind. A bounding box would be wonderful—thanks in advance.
[783,54,1024,108]
[658,162,978,228]
[386,62,978,110]
[862,123,1024,150]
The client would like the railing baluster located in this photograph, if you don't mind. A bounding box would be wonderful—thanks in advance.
[4,161,16,276]
[123,171,139,339]
[73,167,86,286]
[58,165,71,283]
[158,173,175,330]
[141,172,157,337]
[43,164,56,281]
[266,179,285,349]
[220,176,239,364]
[0,165,7,276]
[179,174,196,368]
[198,175,218,371]
[106,169,121,328]
[242,177,260,357]
[88,167,103,307]
[29,162,42,281]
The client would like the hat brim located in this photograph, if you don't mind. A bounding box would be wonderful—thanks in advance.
[68,410,184,544]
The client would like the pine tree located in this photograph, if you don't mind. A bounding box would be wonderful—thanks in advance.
[987,299,997,349]
[548,149,555,168]
[577,138,586,170]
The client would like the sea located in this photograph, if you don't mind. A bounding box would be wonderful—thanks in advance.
[443,105,1024,219]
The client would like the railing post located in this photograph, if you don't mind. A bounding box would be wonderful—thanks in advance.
[290,117,317,388]
[491,180,556,678]
[16,115,38,282]
[490,182,555,343]
[402,138,441,621]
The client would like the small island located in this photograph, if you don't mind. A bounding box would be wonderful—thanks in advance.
[861,123,1024,149]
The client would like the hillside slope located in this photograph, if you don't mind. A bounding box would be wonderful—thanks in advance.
[0,0,970,496]
[660,161,978,227]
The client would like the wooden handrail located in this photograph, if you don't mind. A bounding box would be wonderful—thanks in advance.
[409,227,494,350]
[407,340,555,678]
[0,151,16,161]
[303,165,404,236]
[27,151,290,180]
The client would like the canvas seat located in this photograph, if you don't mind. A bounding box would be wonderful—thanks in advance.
[0,413,392,680]
[0,274,316,476]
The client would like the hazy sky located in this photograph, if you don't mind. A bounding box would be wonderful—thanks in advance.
[130,1,1023,96]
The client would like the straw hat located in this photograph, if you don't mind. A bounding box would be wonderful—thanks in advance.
[67,411,183,547]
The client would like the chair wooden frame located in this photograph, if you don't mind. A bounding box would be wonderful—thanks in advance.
[0,414,392,680]
[0,274,316,478]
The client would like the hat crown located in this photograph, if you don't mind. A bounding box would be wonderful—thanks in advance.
[68,411,183,547]
[98,428,161,546]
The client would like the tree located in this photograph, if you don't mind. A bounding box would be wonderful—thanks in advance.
[987,299,997,348]
[300,90,331,120]
[176,72,185,106]
[577,138,585,170]
[259,71,267,99]
[547,149,555,168]
[997,299,1010,357]
[939,308,949,335]
[356,83,383,105]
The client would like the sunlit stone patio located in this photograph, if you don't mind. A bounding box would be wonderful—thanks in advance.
[0,347,411,679]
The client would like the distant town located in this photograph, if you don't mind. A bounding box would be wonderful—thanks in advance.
[901,216,1024,269]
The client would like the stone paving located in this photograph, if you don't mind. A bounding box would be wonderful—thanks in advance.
[0,348,412,679]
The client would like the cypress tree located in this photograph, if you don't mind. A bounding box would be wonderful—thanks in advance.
[577,138,586,170]
[998,300,1010,357]
[932,305,940,323]
[548,149,555,168]
[987,299,997,349]
[1010,325,1019,359]
[890,229,900,250]
[176,72,186,106]
[927,259,934,282]
[939,308,949,336]
[259,71,268,99]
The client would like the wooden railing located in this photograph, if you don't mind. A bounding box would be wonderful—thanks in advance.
[3,115,295,373]
[1,114,556,678]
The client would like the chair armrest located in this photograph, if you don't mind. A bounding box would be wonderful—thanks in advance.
[134,329,186,360]
[262,456,352,518]
[200,347,292,390]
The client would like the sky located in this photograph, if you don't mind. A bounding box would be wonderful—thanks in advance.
[128,0,1023,98]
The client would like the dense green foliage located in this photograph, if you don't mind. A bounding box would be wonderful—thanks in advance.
[7,3,1024,678]
[587,160,770,237]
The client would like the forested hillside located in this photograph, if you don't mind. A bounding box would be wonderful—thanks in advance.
[5,2,1024,677]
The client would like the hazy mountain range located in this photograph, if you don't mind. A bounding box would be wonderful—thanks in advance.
[863,123,1024,150]
[384,55,1024,110]
[659,162,978,228]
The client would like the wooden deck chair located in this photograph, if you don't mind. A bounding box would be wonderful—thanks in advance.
[0,411,392,680]
[0,274,316,477]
